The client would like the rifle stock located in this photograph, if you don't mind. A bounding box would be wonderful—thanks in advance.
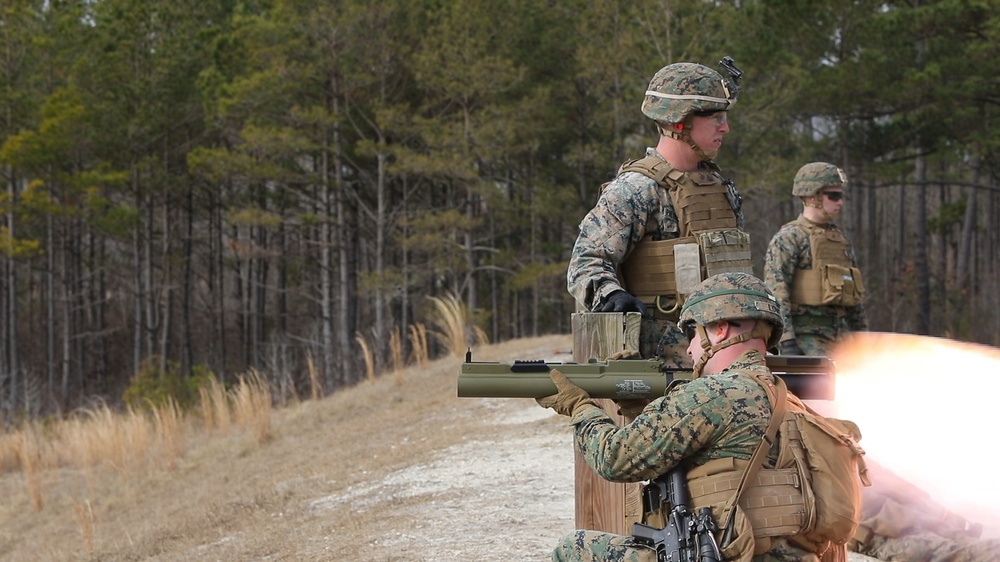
[457,351,835,401]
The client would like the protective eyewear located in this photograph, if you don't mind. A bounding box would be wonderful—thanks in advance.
[693,110,728,126]
[823,191,844,202]
[682,323,695,341]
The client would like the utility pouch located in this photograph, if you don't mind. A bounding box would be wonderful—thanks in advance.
[821,265,864,307]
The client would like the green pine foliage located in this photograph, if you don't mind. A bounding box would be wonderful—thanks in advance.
[0,0,999,418]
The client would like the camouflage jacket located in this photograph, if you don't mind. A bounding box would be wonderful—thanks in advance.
[568,349,772,483]
[566,148,744,311]
[763,215,869,340]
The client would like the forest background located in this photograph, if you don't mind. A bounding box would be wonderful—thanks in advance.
[1,0,998,420]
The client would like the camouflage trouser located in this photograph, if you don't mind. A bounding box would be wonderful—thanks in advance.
[851,484,1000,562]
[856,532,1000,561]
[638,316,690,369]
[794,333,836,356]
[550,530,826,562]
[551,530,655,562]
[789,314,847,356]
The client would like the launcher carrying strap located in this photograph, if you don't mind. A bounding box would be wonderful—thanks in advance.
[719,374,788,548]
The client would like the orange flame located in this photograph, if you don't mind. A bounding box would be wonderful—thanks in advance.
[807,332,1000,539]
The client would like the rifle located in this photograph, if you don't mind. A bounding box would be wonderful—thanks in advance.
[457,350,835,401]
[633,466,721,562]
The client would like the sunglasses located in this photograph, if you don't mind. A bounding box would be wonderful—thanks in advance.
[823,191,844,202]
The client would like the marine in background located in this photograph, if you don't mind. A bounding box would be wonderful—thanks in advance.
[763,162,868,356]
[567,59,751,368]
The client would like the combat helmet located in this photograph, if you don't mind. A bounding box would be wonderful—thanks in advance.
[679,272,783,349]
[792,162,847,197]
[641,62,737,125]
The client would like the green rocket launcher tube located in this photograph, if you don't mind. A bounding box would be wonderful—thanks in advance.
[457,350,836,401]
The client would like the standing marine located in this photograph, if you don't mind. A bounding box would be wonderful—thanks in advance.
[567,59,752,367]
[763,162,868,356]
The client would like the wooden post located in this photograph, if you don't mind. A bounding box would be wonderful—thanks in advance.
[571,312,645,535]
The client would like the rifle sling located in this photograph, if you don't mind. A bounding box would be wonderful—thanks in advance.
[719,374,788,548]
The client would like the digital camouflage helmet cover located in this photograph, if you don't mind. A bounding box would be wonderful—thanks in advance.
[641,62,738,125]
[793,162,847,197]
[679,272,784,350]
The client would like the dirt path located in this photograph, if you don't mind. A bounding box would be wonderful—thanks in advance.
[0,334,882,561]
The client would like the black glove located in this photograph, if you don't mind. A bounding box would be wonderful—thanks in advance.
[599,290,647,316]
[779,339,804,355]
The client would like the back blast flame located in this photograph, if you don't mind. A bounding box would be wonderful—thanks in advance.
[808,332,1000,539]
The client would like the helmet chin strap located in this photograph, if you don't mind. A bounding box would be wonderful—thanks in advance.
[692,325,751,378]
[662,117,716,161]
[692,322,773,378]
[804,196,834,223]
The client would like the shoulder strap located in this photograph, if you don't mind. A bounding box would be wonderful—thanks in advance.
[617,154,679,186]
[718,374,788,548]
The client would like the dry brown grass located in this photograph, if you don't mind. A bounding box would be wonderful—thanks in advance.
[198,376,232,435]
[152,399,185,471]
[389,327,404,372]
[231,370,272,444]
[428,293,489,357]
[409,322,429,366]
[0,335,579,561]
[306,351,321,401]
[356,333,376,383]
[73,498,96,553]
[17,429,44,511]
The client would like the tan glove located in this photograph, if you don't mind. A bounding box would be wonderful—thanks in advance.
[613,398,650,419]
[535,369,598,417]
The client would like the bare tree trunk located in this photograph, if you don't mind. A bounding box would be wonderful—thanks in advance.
[915,155,930,334]
[46,213,55,396]
[955,157,979,313]
[334,92,352,386]
[182,183,195,375]
[159,203,173,369]
[401,175,411,359]
[4,174,18,417]
[209,186,226,380]
[321,141,334,390]
[255,226,269,367]
[132,172,144,375]
[375,146,387,362]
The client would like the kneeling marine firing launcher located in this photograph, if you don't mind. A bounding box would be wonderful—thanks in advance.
[457,350,835,401]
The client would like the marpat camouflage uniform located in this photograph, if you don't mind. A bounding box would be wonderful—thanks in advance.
[849,460,1000,561]
[763,216,868,356]
[566,148,745,367]
[551,349,818,562]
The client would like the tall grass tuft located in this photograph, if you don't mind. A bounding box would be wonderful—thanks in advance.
[389,328,404,371]
[306,351,321,401]
[74,498,96,552]
[408,323,428,367]
[152,399,185,471]
[17,428,44,510]
[356,333,376,383]
[427,293,489,357]
[428,294,467,357]
[199,377,231,435]
[389,328,405,385]
[232,371,272,444]
[0,430,23,472]
[57,403,154,477]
